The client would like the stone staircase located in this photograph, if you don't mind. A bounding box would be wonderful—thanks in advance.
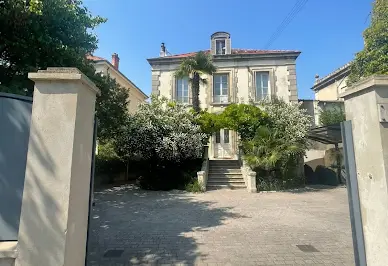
[207,160,246,190]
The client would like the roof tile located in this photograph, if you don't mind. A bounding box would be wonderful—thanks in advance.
[163,48,300,58]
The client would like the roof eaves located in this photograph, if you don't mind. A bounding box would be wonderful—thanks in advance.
[95,60,148,99]
[147,51,301,65]
[311,63,351,91]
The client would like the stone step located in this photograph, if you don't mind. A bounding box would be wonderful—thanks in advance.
[210,161,240,165]
[209,169,242,174]
[207,184,246,189]
[209,165,241,170]
[208,174,243,179]
[207,180,245,184]
[210,160,239,164]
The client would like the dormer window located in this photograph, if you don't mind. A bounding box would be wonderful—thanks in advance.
[216,40,226,55]
[211,32,231,55]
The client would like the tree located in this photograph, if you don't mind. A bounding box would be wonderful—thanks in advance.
[220,103,269,141]
[0,0,106,95]
[196,104,268,141]
[348,0,388,86]
[0,0,129,140]
[91,74,129,140]
[175,51,216,113]
[319,107,346,126]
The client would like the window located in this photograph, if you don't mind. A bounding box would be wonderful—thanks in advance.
[255,72,270,101]
[224,129,229,143]
[215,131,221,143]
[215,39,226,55]
[176,77,189,104]
[213,74,229,103]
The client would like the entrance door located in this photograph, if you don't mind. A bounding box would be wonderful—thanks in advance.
[214,129,232,159]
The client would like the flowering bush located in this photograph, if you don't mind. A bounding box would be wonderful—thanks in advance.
[243,98,312,190]
[258,97,311,153]
[115,96,206,190]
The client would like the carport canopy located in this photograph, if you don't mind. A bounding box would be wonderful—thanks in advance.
[308,124,342,145]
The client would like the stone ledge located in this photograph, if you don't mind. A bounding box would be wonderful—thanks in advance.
[28,67,101,96]
[0,242,17,259]
[340,75,388,98]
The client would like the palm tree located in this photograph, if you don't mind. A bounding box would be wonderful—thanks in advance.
[175,51,216,113]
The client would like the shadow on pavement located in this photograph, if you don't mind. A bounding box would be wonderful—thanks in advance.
[87,184,248,265]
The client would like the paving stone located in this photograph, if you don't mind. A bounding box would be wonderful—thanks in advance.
[86,185,355,266]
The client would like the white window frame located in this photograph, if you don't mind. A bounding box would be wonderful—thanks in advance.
[215,39,226,55]
[175,77,190,104]
[254,71,270,101]
[213,73,229,103]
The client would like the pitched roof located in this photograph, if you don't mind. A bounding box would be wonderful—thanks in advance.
[86,55,105,61]
[163,49,300,58]
[86,54,148,99]
[311,63,351,91]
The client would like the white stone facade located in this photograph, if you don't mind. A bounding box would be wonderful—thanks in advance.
[148,32,300,159]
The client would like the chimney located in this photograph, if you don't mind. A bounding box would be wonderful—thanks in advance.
[160,43,166,57]
[112,53,120,70]
[314,74,320,84]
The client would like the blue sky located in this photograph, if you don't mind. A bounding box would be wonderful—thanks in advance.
[85,0,373,99]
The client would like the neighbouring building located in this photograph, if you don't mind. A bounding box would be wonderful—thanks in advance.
[147,31,300,160]
[302,63,349,174]
[88,53,148,113]
[311,63,351,101]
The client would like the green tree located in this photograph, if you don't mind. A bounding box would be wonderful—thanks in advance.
[91,74,129,140]
[0,0,105,95]
[175,51,217,113]
[0,0,129,140]
[319,107,346,126]
[221,103,269,141]
[348,0,388,86]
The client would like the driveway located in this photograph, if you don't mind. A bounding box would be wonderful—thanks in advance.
[87,185,354,265]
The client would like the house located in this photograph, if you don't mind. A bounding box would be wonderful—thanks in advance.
[300,63,350,127]
[301,63,349,175]
[87,53,148,113]
[311,63,351,101]
[147,31,300,160]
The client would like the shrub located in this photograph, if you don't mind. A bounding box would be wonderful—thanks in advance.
[245,98,311,190]
[115,96,206,190]
[185,179,204,193]
[196,103,269,141]
[319,108,346,126]
[95,141,125,185]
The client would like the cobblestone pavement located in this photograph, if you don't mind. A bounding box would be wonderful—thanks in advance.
[87,185,355,266]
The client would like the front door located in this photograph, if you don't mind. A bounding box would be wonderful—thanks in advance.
[214,129,232,159]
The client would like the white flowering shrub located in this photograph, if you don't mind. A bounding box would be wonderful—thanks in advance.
[258,97,311,151]
[115,96,206,189]
[243,97,312,190]
[119,96,206,161]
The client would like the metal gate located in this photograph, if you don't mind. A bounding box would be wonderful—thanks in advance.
[0,93,33,241]
[85,116,97,264]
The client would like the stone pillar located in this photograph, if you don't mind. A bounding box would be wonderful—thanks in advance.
[15,68,100,266]
[341,75,388,266]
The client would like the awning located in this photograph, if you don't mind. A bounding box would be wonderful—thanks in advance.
[308,124,342,145]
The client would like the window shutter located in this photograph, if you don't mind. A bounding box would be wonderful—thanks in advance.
[226,39,231,54]
[211,40,216,55]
